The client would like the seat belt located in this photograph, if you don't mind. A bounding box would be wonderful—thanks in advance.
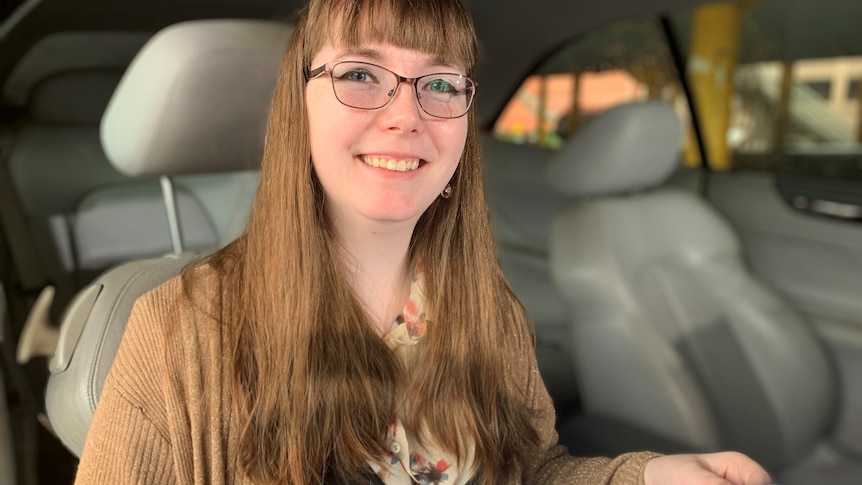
[0,128,47,291]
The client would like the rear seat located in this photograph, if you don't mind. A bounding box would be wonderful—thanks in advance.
[481,134,580,418]
[7,70,136,308]
[4,52,257,316]
[44,19,291,455]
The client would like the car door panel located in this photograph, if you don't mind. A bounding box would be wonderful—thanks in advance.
[706,171,862,325]
[706,170,862,455]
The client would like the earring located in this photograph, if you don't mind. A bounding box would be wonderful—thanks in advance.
[440,184,452,199]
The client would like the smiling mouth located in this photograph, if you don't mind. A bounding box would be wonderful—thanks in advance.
[360,155,422,172]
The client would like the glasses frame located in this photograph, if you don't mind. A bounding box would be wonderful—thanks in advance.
[304,61,476,119]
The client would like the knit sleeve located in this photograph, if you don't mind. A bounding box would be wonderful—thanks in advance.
[75,382,176,484]
[75,291,178,484]
[519,331,660,485]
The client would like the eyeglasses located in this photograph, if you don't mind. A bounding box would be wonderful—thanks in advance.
[305,61,476,119]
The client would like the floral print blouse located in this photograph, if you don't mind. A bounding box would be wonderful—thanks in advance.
[370,272,475,485]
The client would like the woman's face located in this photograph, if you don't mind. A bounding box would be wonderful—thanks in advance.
[305,41,469,231]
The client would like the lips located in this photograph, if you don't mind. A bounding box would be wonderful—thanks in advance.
[360,155,422,172]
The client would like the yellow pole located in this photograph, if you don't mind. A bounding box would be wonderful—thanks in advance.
[683,118,703,167]
[687,2,743,170]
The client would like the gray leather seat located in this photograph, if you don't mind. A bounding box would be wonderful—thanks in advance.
[5,50,249,314]
[547,100,862,484]
[7,70,139,306]
[45,18,291,456]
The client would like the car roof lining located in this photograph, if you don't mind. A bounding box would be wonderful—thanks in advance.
[4,0,860,127]
[0,0,716,127]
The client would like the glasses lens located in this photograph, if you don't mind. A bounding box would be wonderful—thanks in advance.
[416,74,474,118]
[329,62,475,118]
[330,62,395,110]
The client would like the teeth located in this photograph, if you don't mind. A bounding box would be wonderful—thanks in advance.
[361,156,421,172]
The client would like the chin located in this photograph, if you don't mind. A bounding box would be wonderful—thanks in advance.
[359,197,434,224]
[365,211,423,224]
[360,205,425,224]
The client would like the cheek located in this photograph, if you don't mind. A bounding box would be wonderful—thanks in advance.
[442,119,469,167]
[306,87,331,141]
[306,87,348,162]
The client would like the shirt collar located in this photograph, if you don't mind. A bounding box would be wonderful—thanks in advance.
[383,268,428,350]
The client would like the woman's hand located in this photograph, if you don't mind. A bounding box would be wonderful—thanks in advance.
[643,452,772,485]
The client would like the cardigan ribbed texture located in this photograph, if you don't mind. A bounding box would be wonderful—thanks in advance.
[75,268,659,484]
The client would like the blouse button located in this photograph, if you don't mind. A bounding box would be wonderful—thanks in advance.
[389,441,402,454]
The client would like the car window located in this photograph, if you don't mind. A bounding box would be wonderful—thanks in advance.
[731,60,862,183]
[492,18,700,166]
[732,58,862,153]
[670,0,862,183]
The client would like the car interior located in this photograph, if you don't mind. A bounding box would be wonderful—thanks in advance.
[546,99,852,481]
[2,0,862,484]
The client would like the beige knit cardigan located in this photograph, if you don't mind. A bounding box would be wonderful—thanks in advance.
[75,268,658,484]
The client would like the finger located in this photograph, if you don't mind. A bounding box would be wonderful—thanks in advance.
[693,468,734,485]
[701,452,772,485]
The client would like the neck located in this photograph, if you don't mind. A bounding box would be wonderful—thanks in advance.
[331,211,416,335]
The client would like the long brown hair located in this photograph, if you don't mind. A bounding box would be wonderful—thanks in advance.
[187,0,541,482]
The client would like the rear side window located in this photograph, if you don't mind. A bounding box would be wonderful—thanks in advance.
[668,0,862,181]
[492,19,698,165]
[728,58,862,181]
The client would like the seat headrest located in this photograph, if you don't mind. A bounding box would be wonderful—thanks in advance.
[545,101,682,196]
[101,19,293,176]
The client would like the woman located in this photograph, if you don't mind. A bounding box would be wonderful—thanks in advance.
[75,0,772,483]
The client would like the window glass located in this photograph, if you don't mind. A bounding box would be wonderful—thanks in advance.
[731,58,862,156]
[672,0,862,179]
[492,19,697,163]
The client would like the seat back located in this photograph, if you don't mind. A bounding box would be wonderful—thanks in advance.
[6,70,138,306]
[547,101,836,471]
[45,256,196,454]
[45,18,292,456]
[482,135,569,329]
[4,46,242,313]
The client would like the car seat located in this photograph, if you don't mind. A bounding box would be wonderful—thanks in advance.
[43,18,292,456]
[547,100,862,484]
[3,33,256,321]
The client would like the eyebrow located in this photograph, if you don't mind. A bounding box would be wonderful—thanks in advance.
[334,46,457,71]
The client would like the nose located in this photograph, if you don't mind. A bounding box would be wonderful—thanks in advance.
[378,80,422,132]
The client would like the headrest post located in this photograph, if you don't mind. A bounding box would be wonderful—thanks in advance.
[159,176,183,255]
